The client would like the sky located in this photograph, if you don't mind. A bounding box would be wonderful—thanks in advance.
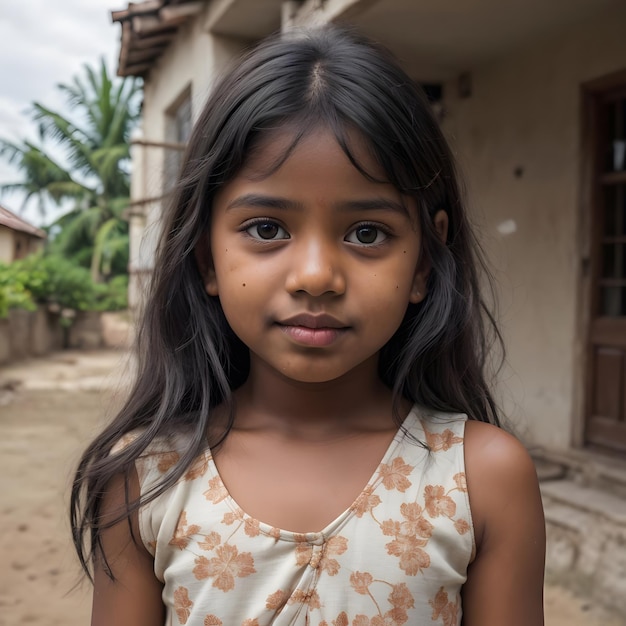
[0,0,123,226]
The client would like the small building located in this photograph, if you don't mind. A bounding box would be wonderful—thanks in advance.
[110,0,626,612]
[0,204,46,263]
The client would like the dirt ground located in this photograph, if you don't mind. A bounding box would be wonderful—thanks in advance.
[0,349,623,626]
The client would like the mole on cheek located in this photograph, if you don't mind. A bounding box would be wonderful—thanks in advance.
[242,283,246,287]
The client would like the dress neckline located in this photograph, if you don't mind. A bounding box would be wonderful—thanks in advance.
[204,406,420,544]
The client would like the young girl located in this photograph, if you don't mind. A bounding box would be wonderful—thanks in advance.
[72,26,545,626]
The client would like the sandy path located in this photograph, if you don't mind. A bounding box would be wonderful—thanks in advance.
[0,349,623,625]
[0,389,95,625]
[0,351,128,626]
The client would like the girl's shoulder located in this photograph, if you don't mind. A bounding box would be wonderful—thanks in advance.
[462,419,539,506]
[462,418,543,543]
[410,409,541,535]
[399,407,469,476]
[110,429,145,455]
[109,427,204,484]
[110,427,198,455]
[409,405,468,444]
[412,407,533,468]
[108,427,211,556]
[463,419,536,478]
[459,421,545,622]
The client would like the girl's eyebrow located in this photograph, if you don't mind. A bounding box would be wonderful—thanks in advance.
[226,194,408,216]
[226,194,303,211]
[337,198,409,217]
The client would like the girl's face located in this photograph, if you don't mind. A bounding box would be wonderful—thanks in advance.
[202,127,428,386]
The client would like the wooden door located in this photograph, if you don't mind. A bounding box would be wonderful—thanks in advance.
[585,82,626,454]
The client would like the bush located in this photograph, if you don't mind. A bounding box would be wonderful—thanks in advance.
[0,253,127,317]
[0,264,37,318]
[93,274,128,311]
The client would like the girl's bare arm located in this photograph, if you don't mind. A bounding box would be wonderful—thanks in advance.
[462,420,546,626]
[91,471,165,626]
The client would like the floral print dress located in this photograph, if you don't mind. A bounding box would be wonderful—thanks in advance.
[121,407,474,626]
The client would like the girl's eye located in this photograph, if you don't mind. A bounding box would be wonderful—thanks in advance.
[245,221,289,240]
[345,225,388,245]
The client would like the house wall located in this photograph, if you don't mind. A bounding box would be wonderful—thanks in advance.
[0,226,44,263]
[0,226,12,263]
[128,7,250,308]
[441,5,626,449]
[13,231,43,260]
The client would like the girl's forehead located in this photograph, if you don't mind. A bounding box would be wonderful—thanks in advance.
[219,125,419,224]
[240,124,388,183]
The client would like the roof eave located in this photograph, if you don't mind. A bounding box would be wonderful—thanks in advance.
[112,0,205,78]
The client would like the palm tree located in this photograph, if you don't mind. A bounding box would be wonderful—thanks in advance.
[0,58,141,281]
[0,139,86,217]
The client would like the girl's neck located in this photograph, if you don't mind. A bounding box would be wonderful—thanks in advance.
[232,355,399,438]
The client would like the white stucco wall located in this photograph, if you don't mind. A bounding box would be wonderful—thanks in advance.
[441,6,626,449]
[128,6,250,307]
[0,227,13,263]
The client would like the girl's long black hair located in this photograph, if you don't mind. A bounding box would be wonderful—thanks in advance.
[71,25,503,579]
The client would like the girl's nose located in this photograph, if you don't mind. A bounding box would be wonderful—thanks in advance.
[285,238,346,297]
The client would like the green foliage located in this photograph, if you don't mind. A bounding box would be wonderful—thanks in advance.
[0,139,86,217]
[47,203,129,279]
[0,60,137,319]
[0,58,141,282]
[0,270,36,318]
[93,274,129,312]
[0,253,127,318]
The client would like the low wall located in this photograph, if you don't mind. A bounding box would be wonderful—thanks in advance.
[0,307,113,366]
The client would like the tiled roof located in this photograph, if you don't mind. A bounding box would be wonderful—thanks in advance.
[0,205,46,239]
[111,0,205,77]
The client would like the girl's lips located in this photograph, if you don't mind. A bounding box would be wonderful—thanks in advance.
[277,324,348,347]
[277,313,347,329]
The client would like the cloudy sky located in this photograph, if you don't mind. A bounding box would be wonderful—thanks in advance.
[0,0,123,225]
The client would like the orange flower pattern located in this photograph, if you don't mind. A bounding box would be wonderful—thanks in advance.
[193,544,256,591]
[429,586,460,626]
[169,511,201,550]
[127,407,473,625]
[173,586,193,624]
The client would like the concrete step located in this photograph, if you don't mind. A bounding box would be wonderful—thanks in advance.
[541,480,626,526]
[540,479,626,618]
[534,448,626,499]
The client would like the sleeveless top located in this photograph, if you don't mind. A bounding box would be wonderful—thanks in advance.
[118,406,474,626]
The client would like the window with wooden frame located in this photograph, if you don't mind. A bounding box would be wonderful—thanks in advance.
[163,87,192,195]
[585,76,626,454]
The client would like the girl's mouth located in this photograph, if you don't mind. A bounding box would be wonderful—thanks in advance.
[275,313,350,347]
[277,324,348,347]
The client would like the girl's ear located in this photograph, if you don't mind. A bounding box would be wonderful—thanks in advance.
[433,209,449,244]
[204,270,219,297]
[409,270,427,304]
[409,209,449,304]
[194,234,219,296]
